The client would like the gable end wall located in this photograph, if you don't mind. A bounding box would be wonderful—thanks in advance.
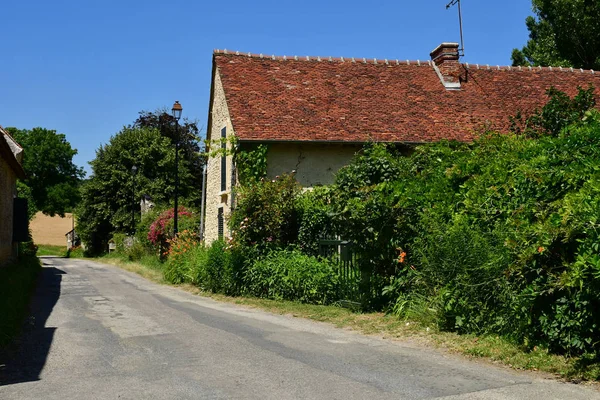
[205,70,235,243]
[0,155,17,266]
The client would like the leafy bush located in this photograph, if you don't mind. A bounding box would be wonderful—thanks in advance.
[66,245,85,258]
[229,174,300,252]
[135,207,162,251]
[126,241,146,261]
[296,186,336,256]
[245,249,340,304]
[109,232,146,261]
[147,206,198,256]
[409,215,512,333]
[163,229,199,284]
[195,240,248,295]
[201,240,229,293]
[380,113,600,356]
[510,85,596,137]
[111,232,128,253]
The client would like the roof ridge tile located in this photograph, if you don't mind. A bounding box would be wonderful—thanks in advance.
[213,50,600,73]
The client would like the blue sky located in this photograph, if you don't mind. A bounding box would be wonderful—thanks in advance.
[1,0,533,175]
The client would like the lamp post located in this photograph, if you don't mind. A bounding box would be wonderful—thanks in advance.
[171,101,183,235]
[131,165,138,234]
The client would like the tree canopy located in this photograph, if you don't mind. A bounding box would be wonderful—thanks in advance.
[512,0,600,70]
[133,109,205,178]
[6,127,84,217]
[77,125,202,254]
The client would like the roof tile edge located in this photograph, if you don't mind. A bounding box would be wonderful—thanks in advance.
[213,50,599,74]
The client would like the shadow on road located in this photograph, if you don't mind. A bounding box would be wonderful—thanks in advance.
[0,265,63,386]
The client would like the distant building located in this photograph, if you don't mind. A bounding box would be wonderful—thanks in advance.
[0,126,26,265]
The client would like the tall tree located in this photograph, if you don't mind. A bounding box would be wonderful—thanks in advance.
[512,0,600,70]
[6,127,84,217]
[133,109,205,183]
[77,126,200,254]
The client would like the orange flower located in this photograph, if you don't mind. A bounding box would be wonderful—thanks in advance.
[537,246,545,253]
[397,251,406,264]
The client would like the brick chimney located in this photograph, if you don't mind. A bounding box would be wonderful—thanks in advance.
[430,42,461,89]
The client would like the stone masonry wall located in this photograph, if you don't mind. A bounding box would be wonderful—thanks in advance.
[0,155,17,265]
[205,71,235,243]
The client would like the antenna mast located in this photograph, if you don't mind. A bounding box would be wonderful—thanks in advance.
[446,0,465,57]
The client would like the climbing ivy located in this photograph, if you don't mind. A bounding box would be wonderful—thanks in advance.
[234,144,268,186]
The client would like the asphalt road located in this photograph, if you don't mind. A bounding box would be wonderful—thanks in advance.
[1,257,599,400]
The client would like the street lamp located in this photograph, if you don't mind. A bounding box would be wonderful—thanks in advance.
[172,101,182,235]
[131,165,138,234]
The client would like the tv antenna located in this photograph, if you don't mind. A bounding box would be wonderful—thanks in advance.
[446,0,465,57]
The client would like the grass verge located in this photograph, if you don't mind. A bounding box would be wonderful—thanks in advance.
[36,244,68,257]
[0,255,42,349]
[92,254,599,383]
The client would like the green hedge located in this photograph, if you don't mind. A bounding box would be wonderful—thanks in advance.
[244,249,340,304]
[331,114,600,357]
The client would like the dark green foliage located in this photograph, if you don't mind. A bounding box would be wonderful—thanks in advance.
[410,216,512,333]
[197,240,251,295]
[6,127,84,217]
[244,250,340,305]
[135,207,162,252]
[133,109,205,203]
[229,173,300,252]
[376,114,600,357]
[77,126,200,254]
[331,144,424,309]
[510,86,596,137]
[234,144,268,186]
[203,240,230,292]
[512,0,600,69]
[296,186,336,256]
[159,241,338,305]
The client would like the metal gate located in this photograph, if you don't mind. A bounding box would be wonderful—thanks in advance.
[318,238,361,307]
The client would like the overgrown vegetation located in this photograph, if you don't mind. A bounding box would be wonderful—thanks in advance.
[512,0,600,70]
[6,127,84,217]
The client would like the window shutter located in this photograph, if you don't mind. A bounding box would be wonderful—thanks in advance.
[221,127,226,192]
[13,198,29,242]
[217,207,224,240]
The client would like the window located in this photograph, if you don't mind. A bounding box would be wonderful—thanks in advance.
[221,127,226,192]
[217,207,224,240]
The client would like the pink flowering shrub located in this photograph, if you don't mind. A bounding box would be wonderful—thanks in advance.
[148,207,196,255]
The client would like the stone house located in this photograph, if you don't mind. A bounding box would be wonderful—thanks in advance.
[203,42,600,243]
[0,126,26,265]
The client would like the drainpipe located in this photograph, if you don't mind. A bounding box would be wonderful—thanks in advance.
[199,164,207,241]
[229,160,237,239]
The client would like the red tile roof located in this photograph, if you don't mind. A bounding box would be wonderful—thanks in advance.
[0,126,26,179]
[213,50,600,143]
